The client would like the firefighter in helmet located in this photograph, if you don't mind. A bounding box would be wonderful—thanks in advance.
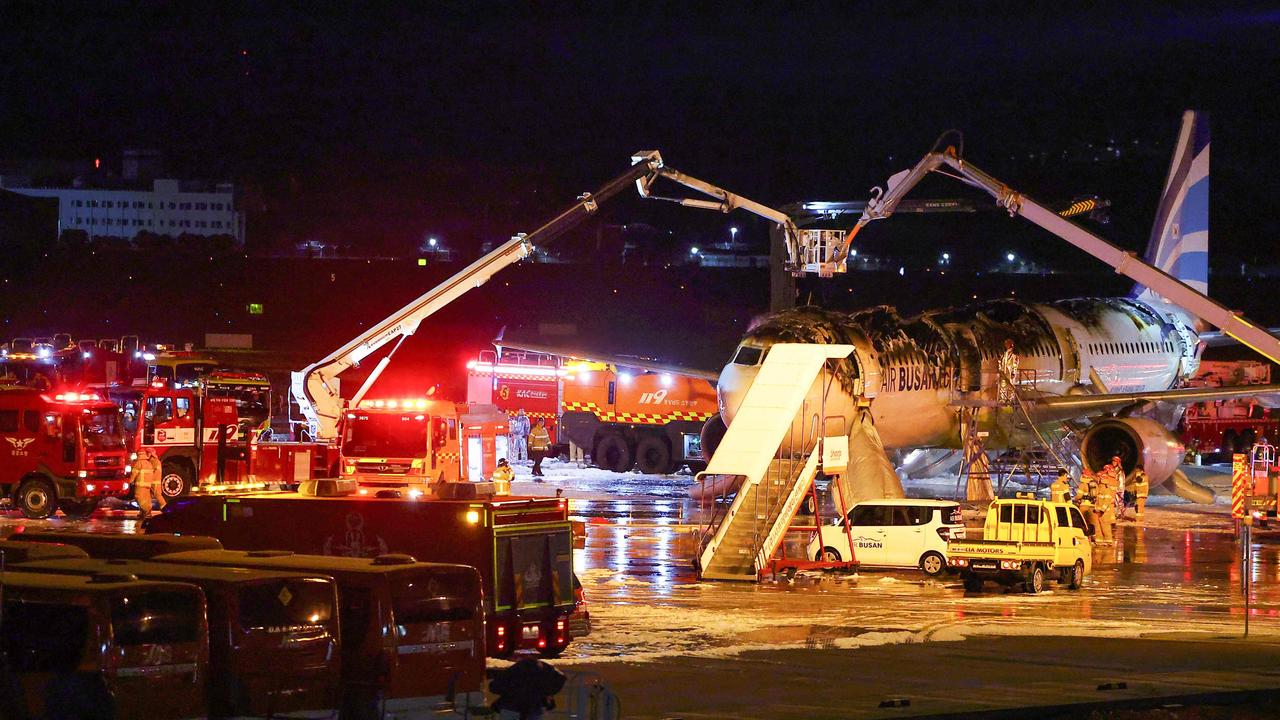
[1131,463,1150,520]
[1049,468,1071,503]
[131,447,165,519]
[491,458,515,495]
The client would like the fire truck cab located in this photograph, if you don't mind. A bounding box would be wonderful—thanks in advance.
[0,387,132,519]
[340,398,509,493]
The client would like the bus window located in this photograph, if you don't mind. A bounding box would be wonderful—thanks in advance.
[112,591,202,646]
[392,575,474,624]
[238,579,335,629]
[2,601,89,672]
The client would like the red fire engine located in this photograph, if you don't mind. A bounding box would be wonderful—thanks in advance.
[339,397,509,492]
[0,386,131,518]
[1180,360,1279,460]
[109,379,331,498]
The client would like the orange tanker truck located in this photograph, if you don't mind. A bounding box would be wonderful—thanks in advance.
[467,350,718,474]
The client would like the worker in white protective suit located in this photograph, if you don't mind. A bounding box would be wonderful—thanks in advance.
[510,409,530,462]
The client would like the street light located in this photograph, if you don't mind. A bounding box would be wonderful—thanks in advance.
[1006,252,1016,262]
[730,227,739,242]
[428,237,438,247]
[690,247,700,255]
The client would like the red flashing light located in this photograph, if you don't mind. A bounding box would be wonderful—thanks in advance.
[537,637,547,649]
[52,391,101,403]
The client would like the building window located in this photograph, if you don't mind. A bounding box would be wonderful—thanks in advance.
[76,217,83,224]
[195,202,207,210]
[168,202,176,209]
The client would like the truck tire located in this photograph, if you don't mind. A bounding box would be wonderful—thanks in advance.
[1067,560,1084,590]
[1025,565,1046,594]
[15,477,56,519]
[161,459,194,499]
[58,498,100,520]
[919,551,946,576]
[635,436,672,475]
[595,434,633,473]
[963,576,983,593]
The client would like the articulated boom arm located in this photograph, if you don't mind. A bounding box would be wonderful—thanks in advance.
[632,151,841,275]
[292,155,665,440]
[841,147,1280,365]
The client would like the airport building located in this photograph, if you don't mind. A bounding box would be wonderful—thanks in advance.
[0,150,244,245]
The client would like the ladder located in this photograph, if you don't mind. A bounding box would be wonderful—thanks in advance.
[695,343,854,581]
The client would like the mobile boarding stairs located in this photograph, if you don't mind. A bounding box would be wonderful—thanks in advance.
[694,343,860,581]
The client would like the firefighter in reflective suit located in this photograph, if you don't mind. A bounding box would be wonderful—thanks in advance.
[131,447,165,518]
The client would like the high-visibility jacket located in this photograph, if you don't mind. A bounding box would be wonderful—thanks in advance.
[529,426,551,452]
[131,454,163,486]
[492,464,515,483]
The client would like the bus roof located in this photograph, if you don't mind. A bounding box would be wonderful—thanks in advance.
[0,569,203,594]
[0,539,90,564]
[10,531,224,559]
[17,557,334,586]
[156,549,477,578]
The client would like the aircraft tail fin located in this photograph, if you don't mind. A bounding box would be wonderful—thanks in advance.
[1136,110,1210,304]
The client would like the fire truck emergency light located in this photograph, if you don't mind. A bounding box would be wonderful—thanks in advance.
[466,361,568,378]
[52,392,102,402]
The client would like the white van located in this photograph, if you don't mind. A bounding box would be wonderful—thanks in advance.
[807,499,965,575]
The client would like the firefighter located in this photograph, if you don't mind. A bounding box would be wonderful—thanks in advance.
[492,458,515,495]
[1074,472,1098,536]
[511,409,530,462]
[1131,463,1150,520]
[529,418,551,479]
[998,339,1019,405]
[1095,475,1116,543]
[1049,468,1071,502]
[131,446,165,518]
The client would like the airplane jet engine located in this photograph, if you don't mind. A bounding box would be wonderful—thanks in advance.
[1080,417,1214,503]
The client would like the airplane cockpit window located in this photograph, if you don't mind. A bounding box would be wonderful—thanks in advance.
[732,345,764,366]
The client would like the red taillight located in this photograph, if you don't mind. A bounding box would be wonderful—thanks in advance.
[496,626,505,636]
[537,637,547,649]
[936,526,951,541]
[556,619,565,631]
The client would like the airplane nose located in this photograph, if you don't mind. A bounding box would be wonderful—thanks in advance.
[717,362,757,426]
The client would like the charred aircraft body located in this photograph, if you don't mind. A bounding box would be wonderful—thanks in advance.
[714,112,1274,502]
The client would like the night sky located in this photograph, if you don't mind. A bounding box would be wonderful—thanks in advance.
[4,3,1278,260]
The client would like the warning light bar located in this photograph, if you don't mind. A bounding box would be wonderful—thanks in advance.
[466,361,568,379]
[358,398,431,410]
[51,392,103,403]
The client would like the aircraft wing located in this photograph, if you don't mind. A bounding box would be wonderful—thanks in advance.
[1029,383,1280,418]
[492,336,722,383]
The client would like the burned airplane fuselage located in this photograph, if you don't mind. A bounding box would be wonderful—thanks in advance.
[719,297,1199,451]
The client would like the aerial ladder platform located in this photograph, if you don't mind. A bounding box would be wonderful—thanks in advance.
[695,343,855,581]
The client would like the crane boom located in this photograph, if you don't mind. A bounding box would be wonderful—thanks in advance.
[293,150,809,440]
[838,146,1280,366]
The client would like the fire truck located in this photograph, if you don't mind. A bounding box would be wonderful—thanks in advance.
[290,150,820,449]
[0,386,131,518]
[1180,360,1280,460]
[340,397,509,491]
[466,350,718,473]
[109,378,329,498]
[148,354,273,438]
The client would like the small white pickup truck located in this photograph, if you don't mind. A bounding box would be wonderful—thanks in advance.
[947,497,1093,593]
